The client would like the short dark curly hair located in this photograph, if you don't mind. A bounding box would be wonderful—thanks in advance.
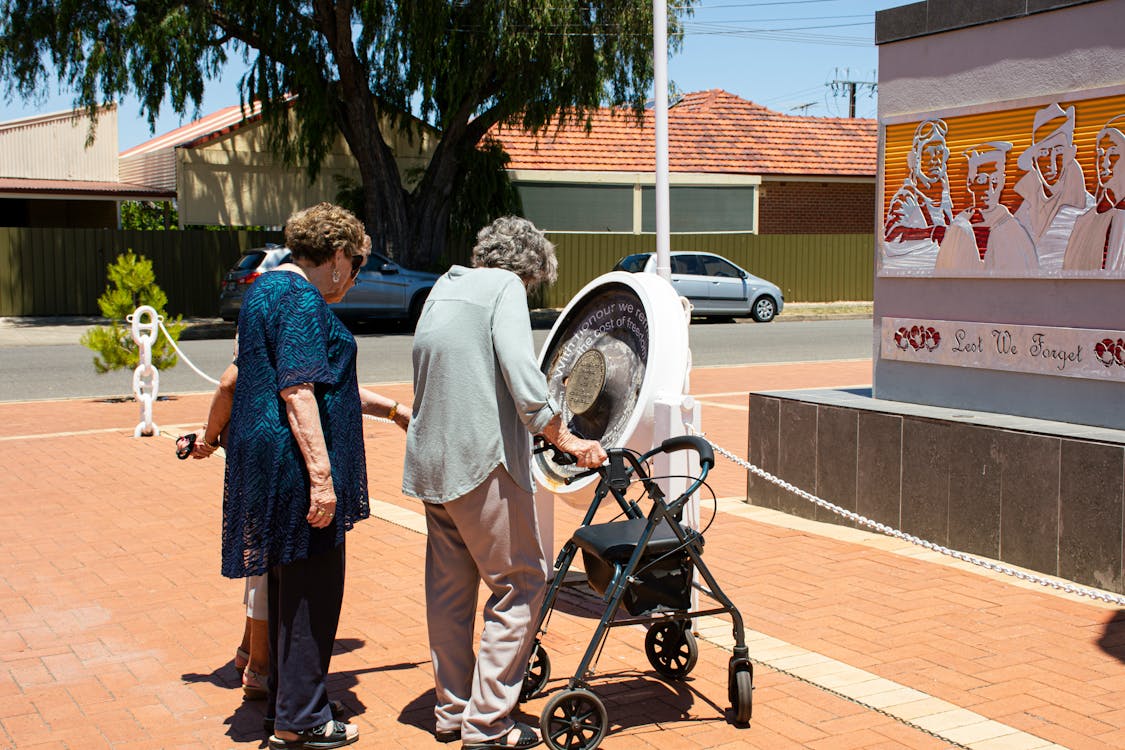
[284,202,367,266]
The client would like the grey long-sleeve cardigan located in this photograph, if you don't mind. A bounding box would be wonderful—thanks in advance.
[402,266,560,504]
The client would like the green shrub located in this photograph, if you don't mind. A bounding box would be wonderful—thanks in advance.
[80,251,185,374]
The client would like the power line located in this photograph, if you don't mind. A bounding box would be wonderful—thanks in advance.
[828,68,876,118]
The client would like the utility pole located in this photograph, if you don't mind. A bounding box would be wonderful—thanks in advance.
[829,69,877,118]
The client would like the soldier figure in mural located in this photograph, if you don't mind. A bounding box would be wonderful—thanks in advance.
[1063,114,1125,272]
[882,119,954,269]
[1012,102,1094,270]
[935,142,1036,272]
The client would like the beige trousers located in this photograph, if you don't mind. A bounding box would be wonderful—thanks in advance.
[423,465,549,743]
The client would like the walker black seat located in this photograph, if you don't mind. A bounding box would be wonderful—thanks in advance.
[571,517,698,563]
[572,517,703,615]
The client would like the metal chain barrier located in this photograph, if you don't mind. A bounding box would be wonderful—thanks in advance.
[128,305,161,437]
[693,429,1125,607]
[129,305,392,433]
[157,318,219,387]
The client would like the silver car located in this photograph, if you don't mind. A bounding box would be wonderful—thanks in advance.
[219,246,440,326]
[612,251,784,322]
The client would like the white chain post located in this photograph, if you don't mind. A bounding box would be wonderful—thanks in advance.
[128,305,161,437]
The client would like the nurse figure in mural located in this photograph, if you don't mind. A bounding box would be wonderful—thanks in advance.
[1063,115,1125,272]
[935,141,1036,272]
[883,119,954,269]
[1012,102,1094,270]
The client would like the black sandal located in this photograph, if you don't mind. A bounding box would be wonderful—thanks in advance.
[268,720,358,749]
[461,721,540,750]
[436,728,462,743]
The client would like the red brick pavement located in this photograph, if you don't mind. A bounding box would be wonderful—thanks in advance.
[1,359,1122,749]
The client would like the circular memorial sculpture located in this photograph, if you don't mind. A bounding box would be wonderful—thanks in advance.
[534,271,690,492]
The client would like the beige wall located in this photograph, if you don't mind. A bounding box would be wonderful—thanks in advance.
[176,111,437,227]
[0,106,118,182]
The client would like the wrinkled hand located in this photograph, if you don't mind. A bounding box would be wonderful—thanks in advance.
[307,482,337,528]
[558,437,607,469]
[392,407,411,432]
[191,440,218,460]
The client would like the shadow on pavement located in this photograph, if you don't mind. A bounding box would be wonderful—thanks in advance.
[181,321,237,340]
[1097,609,1125,663]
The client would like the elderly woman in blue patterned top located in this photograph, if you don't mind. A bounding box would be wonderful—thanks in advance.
[404,216,606,750]
[221,202,408,750]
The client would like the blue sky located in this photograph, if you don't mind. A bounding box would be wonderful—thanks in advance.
[0,0,902,151]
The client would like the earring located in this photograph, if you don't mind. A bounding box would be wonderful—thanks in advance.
[332,267,340,283]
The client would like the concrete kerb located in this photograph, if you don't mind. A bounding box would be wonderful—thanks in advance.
[0,302,875,347]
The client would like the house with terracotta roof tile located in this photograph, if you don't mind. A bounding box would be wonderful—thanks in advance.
[0,105,173,228]
[491,89,876,236]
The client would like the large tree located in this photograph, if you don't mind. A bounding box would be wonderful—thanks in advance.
[0,1,693,269]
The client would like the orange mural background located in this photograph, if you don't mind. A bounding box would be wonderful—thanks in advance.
[883,93,1125,218]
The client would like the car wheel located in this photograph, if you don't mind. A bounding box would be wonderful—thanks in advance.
[408,291,429,330]
[751,296,777,323]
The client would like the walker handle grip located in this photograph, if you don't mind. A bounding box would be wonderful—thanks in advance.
[658,435,714,472]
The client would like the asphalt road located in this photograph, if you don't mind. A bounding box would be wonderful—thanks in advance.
[0,317,873,402]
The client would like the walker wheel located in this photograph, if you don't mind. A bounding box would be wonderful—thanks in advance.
[730,665,754,724]
[521,641,551,702]
[644,621,698,679]
[541,688,608,750]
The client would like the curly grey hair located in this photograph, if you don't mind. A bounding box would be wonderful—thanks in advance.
[471,216,558,289]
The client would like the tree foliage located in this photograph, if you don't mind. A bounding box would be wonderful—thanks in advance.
[79,251,185,374]
[120,200,178,230]
[0,0,694,269]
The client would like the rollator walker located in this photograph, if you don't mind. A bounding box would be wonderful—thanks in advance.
[523,435,753,750]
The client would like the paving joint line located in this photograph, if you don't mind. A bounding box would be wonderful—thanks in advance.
[715,496,1122,609]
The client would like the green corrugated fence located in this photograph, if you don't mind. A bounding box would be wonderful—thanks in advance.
[0,227,283,317]
[542,232,875,307]
[0,227,872,317]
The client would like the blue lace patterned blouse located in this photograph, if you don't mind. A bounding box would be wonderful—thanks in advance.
[221,271,369,578]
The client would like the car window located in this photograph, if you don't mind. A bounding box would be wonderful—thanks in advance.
[613,253,651,273]
[670,255,704,275]
[700,256,741,278]
[235,252,267,270]
[362,252,394,270]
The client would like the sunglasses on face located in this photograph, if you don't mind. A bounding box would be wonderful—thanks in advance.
[349,253,365,279]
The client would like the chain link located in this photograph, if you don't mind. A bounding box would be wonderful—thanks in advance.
[131,305,395,432]
[696,432,1125,607]
[128,306,161,437]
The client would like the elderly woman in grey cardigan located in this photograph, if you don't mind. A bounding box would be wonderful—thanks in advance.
[403,216,606,750]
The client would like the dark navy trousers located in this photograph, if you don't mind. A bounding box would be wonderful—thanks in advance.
[267,541,346,733]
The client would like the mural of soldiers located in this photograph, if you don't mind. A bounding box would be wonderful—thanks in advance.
[936,142,1036,272]
[1063,115,1125,271]
[882,119,954,269]
[1013,102,1094,270]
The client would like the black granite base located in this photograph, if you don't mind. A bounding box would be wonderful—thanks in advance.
[746,389,1125,594]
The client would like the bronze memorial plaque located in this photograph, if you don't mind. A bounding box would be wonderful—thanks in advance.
[564,349,607,415]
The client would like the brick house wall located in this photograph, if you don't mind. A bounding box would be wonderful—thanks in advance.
[758,179,875,234]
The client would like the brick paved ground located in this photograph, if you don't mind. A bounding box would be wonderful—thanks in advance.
[1,359,1122,749]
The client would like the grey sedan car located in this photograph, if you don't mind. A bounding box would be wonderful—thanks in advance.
[612,251,784,321]
[219,246,440,326]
